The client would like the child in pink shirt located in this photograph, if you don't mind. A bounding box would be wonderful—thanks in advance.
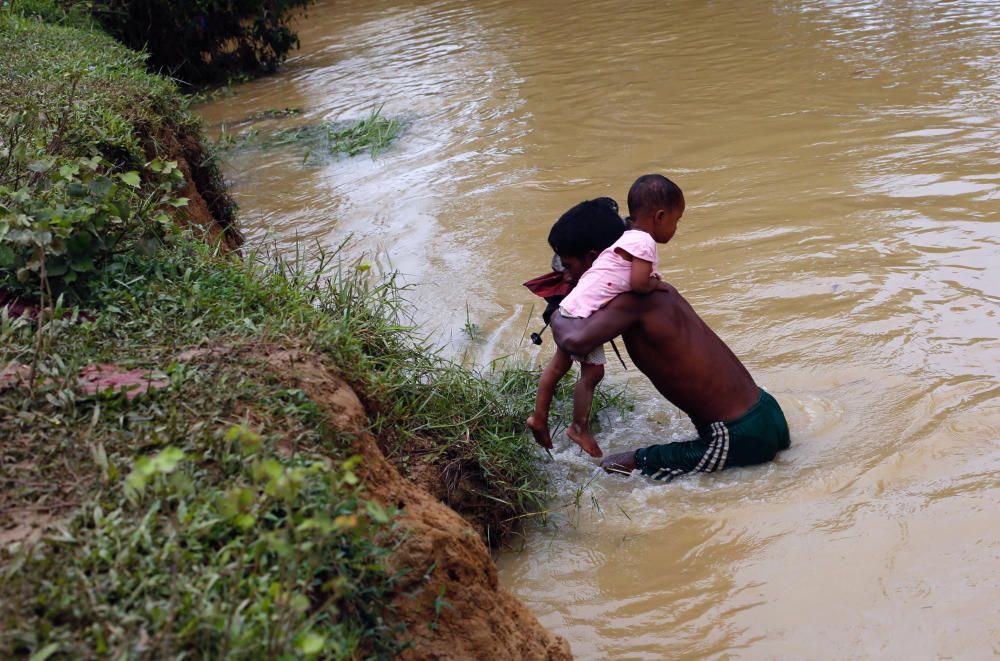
[527,179,684,457]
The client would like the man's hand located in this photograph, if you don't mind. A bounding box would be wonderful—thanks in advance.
[601,450,637,475]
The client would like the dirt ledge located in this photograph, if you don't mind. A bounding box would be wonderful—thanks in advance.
[143,122,243,251]
[258,347,571,660]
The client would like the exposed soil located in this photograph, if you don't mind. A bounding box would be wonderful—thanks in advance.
[0,510,55,548]
[141,123,243,251]
[377,430,511,548]
[257,346,572,660]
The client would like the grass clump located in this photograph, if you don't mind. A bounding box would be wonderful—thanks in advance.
[266,106,402,158]
[218,106,404,163]
[323,106,402,158]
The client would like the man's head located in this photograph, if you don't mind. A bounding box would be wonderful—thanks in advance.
[627,174,685,243]
[547,197,625,284]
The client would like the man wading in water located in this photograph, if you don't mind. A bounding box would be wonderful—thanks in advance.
[550,174,791,480]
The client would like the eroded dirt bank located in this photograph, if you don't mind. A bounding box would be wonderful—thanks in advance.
[146,124,243,251]
[258,346,572,659]
[165,141,565,653]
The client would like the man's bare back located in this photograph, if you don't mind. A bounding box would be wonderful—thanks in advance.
[551,284,788,478]
[551,285,758,426]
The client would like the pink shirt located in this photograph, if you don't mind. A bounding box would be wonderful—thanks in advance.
[559,230,658,318]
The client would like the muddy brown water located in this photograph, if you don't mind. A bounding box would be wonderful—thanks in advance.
[198,0,1000,657]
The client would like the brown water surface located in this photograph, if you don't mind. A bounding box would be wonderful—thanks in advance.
[199,0,1000,657]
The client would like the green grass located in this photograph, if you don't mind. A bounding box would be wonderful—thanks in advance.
[0,12,236,234]
[0,12,187,166]
[0,235,632,657]
[0,240,412,658]
[1,0,96,30]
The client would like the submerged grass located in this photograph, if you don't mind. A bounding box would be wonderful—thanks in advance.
[216,106,403,162]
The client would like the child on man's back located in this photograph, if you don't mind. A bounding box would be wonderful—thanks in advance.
[527,175,685,457]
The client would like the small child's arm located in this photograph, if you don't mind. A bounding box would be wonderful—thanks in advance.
[617,249,659,294]
[630,258,658,293]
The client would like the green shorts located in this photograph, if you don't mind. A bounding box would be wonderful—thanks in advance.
[634,389,790,481]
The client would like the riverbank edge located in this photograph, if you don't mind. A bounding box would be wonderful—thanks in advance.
[0,12,570,660]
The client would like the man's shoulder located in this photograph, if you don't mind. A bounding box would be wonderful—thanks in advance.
[635,283,688,318]
[647,282,680,301]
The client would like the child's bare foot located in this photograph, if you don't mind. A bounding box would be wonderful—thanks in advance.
[526,414,553,449]
[601,450,637,475]
[566,423,603,458]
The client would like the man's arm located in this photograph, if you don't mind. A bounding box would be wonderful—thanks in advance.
[550,293,643,355]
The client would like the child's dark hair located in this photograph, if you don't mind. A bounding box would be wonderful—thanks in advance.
[547,197,625,258]
[627,174,684,218]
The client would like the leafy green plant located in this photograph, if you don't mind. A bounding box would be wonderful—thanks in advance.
[429,585,454,631]
[2,436,405,659]
[0,141,188,298]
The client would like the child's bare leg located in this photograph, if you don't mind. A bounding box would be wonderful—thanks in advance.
[527,348,572,449]
[566,362,604,458]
